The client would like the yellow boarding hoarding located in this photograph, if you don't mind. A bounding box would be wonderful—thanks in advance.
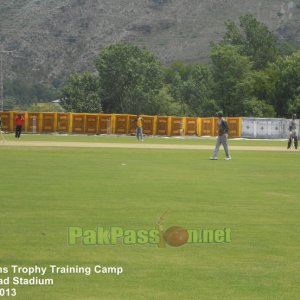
[170,117,184,136]
[201,118,214,136]
[71,114,85,134]
[57,113,70,133]
[42,113,57,133]
[114,114,129,134]
[0,112,12,131]
[98,114,112,134]
[85,114,98,134]
[185,117,198,136]
[157,116,169,136]
[1,112,242,137]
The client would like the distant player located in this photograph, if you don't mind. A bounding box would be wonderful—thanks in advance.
[210,111,231,160]
[15,114,25,138]
[287,114,298,149]
[0,115,4,142]
[136,114,143,141]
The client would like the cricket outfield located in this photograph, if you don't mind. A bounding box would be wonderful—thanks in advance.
[0,134,299,299]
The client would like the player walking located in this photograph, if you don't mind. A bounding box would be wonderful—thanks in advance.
[210,111,231,160]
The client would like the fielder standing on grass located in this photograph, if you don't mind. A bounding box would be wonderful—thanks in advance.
[136,114,144,141]
[287,114,298,149]
[0,115,4,142]
[15,114,25,138]
[210,111,231,160]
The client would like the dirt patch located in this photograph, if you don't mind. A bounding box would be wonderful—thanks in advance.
[0,140,294,152]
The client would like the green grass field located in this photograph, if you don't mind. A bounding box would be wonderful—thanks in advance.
[0,132,288,146]
[0,135,299,299]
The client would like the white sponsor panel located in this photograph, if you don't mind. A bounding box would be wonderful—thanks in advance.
[242,118,297,139]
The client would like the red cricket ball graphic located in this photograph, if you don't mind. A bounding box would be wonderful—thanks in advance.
[163,226,189,247]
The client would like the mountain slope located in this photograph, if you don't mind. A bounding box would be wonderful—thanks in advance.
[0,0,299,84]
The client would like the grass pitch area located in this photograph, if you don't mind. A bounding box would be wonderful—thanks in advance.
[0,132,287,146]
[0,135,299,299]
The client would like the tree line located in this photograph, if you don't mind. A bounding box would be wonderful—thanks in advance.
[5,15,300,117]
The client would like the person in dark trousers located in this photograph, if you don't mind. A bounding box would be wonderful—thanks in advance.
[136,114,143,141]
[287,114,298,149]
[210,111,231,160]
[15,114,25,138]
[0,116,4,142]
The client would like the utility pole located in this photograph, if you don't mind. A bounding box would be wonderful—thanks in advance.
[0,49,14,112]
[0,52,3,112]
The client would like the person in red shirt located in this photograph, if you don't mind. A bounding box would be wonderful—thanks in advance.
[15,114,25,138]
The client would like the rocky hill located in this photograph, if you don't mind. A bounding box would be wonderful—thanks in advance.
[1,0,300,85]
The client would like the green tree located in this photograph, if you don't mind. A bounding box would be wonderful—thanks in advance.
[248,70,273,103]
[163,62,217,116]
[4,78,34,106]
[210,44,252,116]
[267,51,300,116]
[27,102,65,112]
[164,61,194,84]
[163,62,194,115]
[244,97,276,117]
[95,43,163,114]
[224,15,277,69]
[287,92,300,116]
[3,97,17,111]
[60,72,101,113]
[153,86,184,116]
[276,40,298,57]
[184,64,217,116]
[4,78,59,108]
